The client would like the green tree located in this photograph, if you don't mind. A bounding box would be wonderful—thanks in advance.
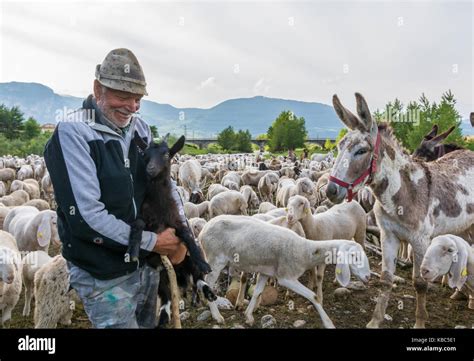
[0,105,25,140]
[217,126,236,150]
[233,129,252,152]
[23,117,41,140]
[150,125,159,139]
[267,111,307,152]
[335,128,348,145]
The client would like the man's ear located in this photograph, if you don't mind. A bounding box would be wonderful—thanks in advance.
[134,130,148,151]
[170,136,185,158]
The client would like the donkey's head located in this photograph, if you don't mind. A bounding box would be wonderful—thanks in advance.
[412,125,455,161]
[326,93,379,204]
[134,131,185,178]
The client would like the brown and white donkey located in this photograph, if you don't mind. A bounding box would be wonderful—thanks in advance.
[326,93,474,328]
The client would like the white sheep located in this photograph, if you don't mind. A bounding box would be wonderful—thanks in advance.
[421,234,474,310]
[10,179,41,200]
[286,195,366,303]
[0,230,22,327]
[258,201,277,214]
[23,199,51,211]
[178,160,204,203]
[221,172,241,191]
[257,172,279,203]
[207,184,230,200]
[21,250,53,316]
[0,168,16,184]
[199,215,370,327]
[208,190,248,218]
[268,216,306,237]
[240,185,260,211]
[241,169,271,187]
[0,189,30,207]
[34,255,74,328]
[3,206,60,252]
[16,165,34,181]
[0,181,6,197]
[188,217,207,238]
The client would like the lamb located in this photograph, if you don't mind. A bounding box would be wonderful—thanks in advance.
[258,201,277,214]
[295,177,318,208]
[199,215,370,327]
[207,184,230,200]
[23,199,51,211]
[0,230,22,327]
[3,206,60,252]
[208,190,248,218]
[34,255,74,328]
[276,178,296,207]
[10,179,41,200]
[0,168,15,184]
[421,235,474,310]
[221,171,241,190]
[0,181,6,197]
[22,250,53,316]
[16,165,34,181]
[184,201,209,219]
[178,159,204,203]
[286,195,366,303]
[240,185,260,211]
[241,169,271,187]
[40,172,54,206]
[257,172,279,203]
[188,217,207,238]
[0,190,30,207]
[268,216,306,237]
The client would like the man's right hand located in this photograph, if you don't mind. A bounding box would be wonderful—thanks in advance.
[153,228,187,265]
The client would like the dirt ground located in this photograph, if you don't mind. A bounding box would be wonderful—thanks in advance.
[9,247,474,329]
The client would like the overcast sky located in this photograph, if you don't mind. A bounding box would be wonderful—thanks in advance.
[0,0,472,119]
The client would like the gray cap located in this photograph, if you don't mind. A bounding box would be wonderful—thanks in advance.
[95,48,148,96]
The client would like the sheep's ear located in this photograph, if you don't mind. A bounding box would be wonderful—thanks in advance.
[448,237,469,289]
[134,131,148,151]
[335,244,352,287]
[169,136,185,157]
[37,213,52,247]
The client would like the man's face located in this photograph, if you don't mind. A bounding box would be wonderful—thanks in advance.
[94,81,143,127]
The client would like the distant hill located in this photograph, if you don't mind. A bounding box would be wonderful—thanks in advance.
[0,82,342,138]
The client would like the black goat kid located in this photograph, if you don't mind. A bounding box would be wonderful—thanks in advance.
[127,132,215,327]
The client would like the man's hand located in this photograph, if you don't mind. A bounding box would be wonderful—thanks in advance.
[153,228,187,265]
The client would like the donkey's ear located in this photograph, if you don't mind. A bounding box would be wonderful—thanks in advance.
[470,112,474,127]
[169,136,185,157]
[448,236,469,290]
[431,126,455,144]
[425,124,439,139]
[162,133,170,143]
[134,130,148,151]
[332,94,363,131]
[355,93,377,136]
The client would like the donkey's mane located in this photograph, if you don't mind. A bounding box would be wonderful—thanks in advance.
[377,122,411,157]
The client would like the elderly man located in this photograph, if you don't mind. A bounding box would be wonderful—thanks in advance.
[44,49,187,328]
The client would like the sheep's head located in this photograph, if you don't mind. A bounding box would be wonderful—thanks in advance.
[286,195,310,225]
[134,131,185,179]
[0,249,18,284]
[421,235,468,289]
[330,242,370,287]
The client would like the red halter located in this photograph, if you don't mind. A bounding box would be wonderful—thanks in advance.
[329,131,381,202]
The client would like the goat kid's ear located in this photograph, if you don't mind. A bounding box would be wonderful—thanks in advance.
[448,236,469,289]
[169,136,185,158]
[134,130,149,151]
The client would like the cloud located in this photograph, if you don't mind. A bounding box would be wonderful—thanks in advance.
[197,77,216,90]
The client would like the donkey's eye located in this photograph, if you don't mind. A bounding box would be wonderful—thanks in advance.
[355,148,368,156]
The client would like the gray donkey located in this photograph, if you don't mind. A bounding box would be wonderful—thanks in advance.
[326,93,474,328]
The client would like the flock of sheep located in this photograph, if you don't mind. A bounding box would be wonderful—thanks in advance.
[0,148,472,328]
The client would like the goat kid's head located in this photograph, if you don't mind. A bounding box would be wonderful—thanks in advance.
[134,131,185,178]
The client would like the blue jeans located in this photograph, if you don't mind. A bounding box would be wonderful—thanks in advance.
[67,261,160,328]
